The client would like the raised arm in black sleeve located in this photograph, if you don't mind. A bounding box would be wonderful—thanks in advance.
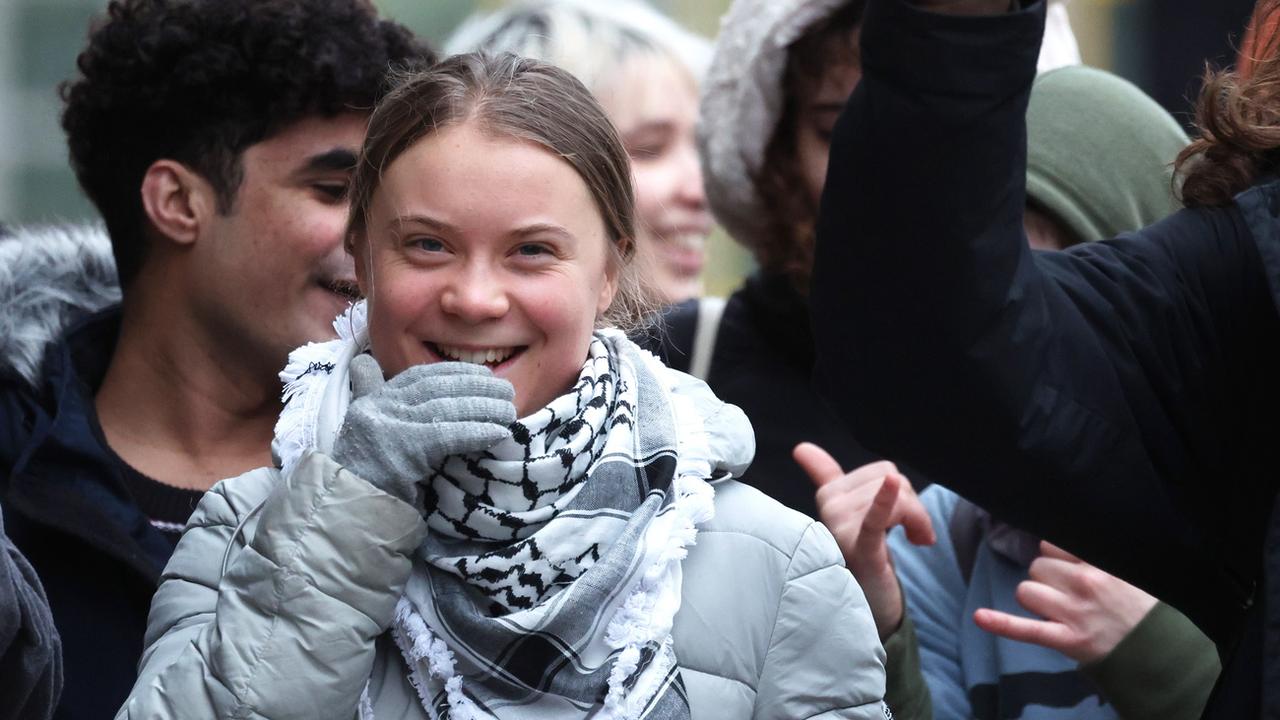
[810,0,1280,654]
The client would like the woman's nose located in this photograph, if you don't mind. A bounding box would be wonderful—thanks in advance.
[676,144,708,209]
[439,268,510,322]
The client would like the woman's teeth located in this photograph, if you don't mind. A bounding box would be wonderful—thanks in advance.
[435,344,515,365]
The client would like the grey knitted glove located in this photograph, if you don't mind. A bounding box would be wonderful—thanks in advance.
[332,354,516,505]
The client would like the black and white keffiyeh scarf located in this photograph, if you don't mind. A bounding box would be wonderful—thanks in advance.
[273,302,754,720]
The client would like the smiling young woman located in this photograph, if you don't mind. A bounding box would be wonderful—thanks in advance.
[117,53,892,720]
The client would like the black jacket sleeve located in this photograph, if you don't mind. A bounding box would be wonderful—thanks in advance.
[811,0,1280,646]
[0,506,61,720]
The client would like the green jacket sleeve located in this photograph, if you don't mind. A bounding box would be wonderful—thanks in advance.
[881,610,933,720]
[1080,601,1220,720]
[116,451,427,720]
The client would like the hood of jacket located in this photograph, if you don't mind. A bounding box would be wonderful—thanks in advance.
[0,223,119,388]
[0,224,163,581]
[698,0,1080,255]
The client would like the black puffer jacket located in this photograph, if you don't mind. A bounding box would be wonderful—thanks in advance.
[811,0,1280,716]
[0,226,180,719]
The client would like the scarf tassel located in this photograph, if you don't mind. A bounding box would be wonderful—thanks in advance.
[599,473,716,720]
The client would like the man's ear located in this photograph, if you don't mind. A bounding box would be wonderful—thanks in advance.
[139,160,217,246]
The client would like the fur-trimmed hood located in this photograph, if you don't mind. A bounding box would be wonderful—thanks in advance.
[0,224,119,387]
[698,0,1081,256]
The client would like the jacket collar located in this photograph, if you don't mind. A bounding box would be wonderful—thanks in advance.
[739,271,815,367]
[4,306,169,585]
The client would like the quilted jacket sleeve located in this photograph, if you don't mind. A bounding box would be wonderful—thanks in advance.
[752,521,893,720]
[116,451,427,720]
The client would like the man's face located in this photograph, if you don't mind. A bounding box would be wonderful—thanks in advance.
[192,113,366,373]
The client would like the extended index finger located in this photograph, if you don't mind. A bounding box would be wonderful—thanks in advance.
[973,608,1075,651]
[793,442,845,487]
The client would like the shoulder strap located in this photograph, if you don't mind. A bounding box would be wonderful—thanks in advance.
[949,497,990,585]
[689,297,726,381]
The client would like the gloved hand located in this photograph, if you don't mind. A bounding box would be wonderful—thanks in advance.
[332,354,516,504]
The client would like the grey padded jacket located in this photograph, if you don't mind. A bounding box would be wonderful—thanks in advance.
[117,450,889,719]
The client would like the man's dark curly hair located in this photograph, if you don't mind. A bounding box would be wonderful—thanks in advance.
[60,0,433,289]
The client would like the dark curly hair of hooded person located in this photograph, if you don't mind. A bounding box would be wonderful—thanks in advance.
[755,1,863,294]
[60,0,433,291]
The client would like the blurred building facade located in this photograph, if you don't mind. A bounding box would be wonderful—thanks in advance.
[0,0,101,227]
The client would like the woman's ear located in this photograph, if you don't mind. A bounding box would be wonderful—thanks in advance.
[596,245,623,316]
[140,160,215,246]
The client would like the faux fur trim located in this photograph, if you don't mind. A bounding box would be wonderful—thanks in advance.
[0,224,119,387]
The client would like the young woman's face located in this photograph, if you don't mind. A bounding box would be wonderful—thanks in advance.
[357,121,618,417]
[599,55,710,305]
[793,30,863,210]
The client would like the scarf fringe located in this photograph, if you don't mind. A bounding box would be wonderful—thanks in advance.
[359,681,376,720]
[393,596,487,720]
[599,473,715,720]
[274,302,366,477]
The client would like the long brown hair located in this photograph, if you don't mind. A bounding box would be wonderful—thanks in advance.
[346,52,653,330]
[1176,0,1280,207]
[754,2,864,293]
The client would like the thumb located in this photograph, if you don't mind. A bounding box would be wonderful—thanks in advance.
[793,442,844,488]
[349,353,385,399]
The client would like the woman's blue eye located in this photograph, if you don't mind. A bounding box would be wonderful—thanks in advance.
[518,244,549,257]
[415,238,445,252]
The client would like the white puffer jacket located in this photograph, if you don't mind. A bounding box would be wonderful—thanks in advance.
[117,450,889,719]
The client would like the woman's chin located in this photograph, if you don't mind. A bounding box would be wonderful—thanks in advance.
[654,273,704,305]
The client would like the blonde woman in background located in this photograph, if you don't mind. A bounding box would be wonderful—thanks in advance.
[448,0,713,305]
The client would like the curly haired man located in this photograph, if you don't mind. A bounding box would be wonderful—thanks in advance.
[0,2,432,716]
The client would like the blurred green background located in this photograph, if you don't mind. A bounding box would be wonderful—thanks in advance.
[0,0,1256,295]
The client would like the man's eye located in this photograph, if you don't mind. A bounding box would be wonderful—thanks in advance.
[313,183,348,201]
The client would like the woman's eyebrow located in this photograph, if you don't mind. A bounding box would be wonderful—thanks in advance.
[511,222,573,241]
[387,214,459,234]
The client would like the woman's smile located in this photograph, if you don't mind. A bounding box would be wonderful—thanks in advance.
[425,342,526,370]
[356,120,618,417]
